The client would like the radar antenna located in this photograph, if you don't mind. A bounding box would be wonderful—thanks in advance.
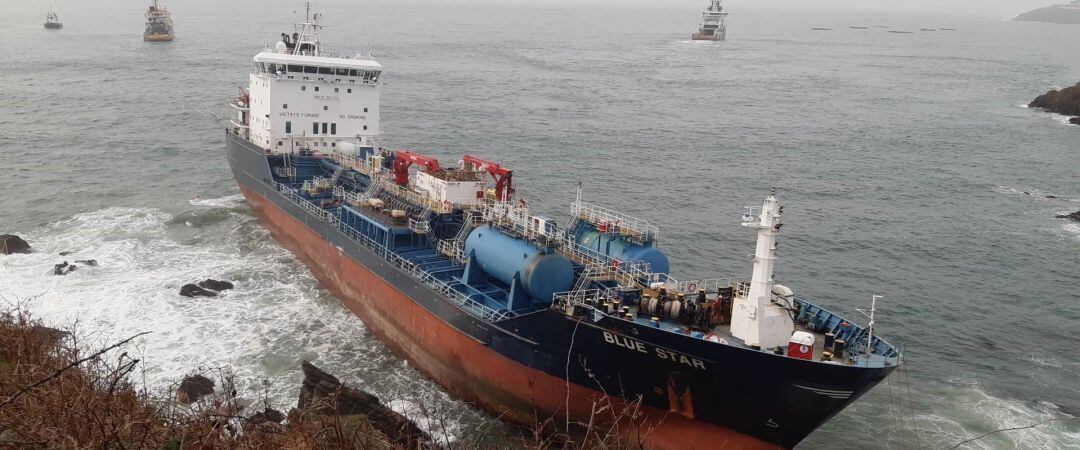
[857,294,883,356]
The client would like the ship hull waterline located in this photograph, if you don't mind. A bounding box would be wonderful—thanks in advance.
[227,149,774,449]
[233,185,774,450]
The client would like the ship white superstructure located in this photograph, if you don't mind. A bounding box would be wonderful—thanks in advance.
[234,3,382,154]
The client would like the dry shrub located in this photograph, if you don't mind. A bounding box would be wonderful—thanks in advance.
[0,302,645,449]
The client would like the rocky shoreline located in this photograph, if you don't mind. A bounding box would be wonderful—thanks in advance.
[1030,82,1080,125]
[0,308,440,448]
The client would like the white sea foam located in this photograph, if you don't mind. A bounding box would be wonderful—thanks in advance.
[189,193,245,208]
[0,199,476,436]
[906,384,1079,450]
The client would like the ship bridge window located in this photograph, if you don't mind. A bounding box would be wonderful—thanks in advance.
[349,69,358,77]
[304,66,318,74]
[331,123,336,134]
[313,122,319,134]
[336,68,348,76]
[371,71,380,82]
[318,67,333,75]
[285,121,292,133]
[288,64,302,73]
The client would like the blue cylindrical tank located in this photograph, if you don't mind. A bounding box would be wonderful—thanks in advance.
[465,226,575,302]
[574,228,670,274]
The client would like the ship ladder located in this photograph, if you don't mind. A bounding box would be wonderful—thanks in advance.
[328,165,346,185]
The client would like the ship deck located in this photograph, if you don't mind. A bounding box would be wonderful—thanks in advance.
[260,149,899,368]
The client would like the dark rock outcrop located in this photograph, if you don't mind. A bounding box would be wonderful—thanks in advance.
[52,261,78,276]
[298,361,434,448]
[179,284,217,298]
[198,279,234,291]
[247,406,286,425]
[0,235,31,255]
[177,374,216,404]
[1014,2,1080,25]
[1056,210,1080,222]
[74,259,98,267]
[1030,82,1080,125]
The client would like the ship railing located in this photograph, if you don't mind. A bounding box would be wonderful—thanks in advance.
[571,200,660,245]
[276,183,508,322]
[380,179,454,215]
[408,218,431,234]
[552,289,605,310]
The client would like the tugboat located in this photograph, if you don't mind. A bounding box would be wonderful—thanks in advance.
[692,0,728,41]
[143,0,174,42]
[225,4,902,449]
[44,9,63,30]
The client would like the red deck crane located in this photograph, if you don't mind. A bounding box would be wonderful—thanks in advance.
[391,150,441,186]
[462,155,513,201]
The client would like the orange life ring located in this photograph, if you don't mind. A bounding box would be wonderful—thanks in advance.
[611,259,621,270]
[687,283,697,293]
[705,333,721,343]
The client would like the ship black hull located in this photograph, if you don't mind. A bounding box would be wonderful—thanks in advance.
[226,131,896,449]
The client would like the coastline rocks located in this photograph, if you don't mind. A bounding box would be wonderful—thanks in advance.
[298,361,434,447]
[1014,3,1080,25]
[75,259,98,267]
[198,279,234,291]
[1030,82,1080,124]
[1057,211,1080,222]
[179,279,233,297]
[177,374,216,404]
[246,406,286,427]
[0,235,31,255]
[179,284,217,297]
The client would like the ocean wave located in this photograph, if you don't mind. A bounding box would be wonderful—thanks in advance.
[0,204,480,437]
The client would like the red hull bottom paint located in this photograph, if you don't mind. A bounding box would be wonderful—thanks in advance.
[239,184,777,449]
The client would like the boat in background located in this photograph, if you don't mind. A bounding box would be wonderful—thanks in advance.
[44,10,63,30]
[144,0,174,42]
[692,0,728,41]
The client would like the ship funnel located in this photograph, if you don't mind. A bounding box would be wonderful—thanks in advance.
[729,193,795,349]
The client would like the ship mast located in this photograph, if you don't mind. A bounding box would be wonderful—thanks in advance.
[730,192,795,349]
[293,1,323,56]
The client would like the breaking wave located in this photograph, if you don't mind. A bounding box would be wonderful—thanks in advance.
[0,198,480,440]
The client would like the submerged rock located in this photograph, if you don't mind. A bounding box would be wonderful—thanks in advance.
[198,279,234,291]
[1056,210,1080,222]
[298,361,435,448]
[0,235,31,255]
[1071,117,1080,125]
[179,284,217,298]
[52,261,77,276]
[177,374,216,404]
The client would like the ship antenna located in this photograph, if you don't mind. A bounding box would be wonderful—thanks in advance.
[857,294,882,357]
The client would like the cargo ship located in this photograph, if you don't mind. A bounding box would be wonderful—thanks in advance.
[143,0,174,42]
[44,10,63,30]
[692,0,728,41]
[225,5,902,448]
